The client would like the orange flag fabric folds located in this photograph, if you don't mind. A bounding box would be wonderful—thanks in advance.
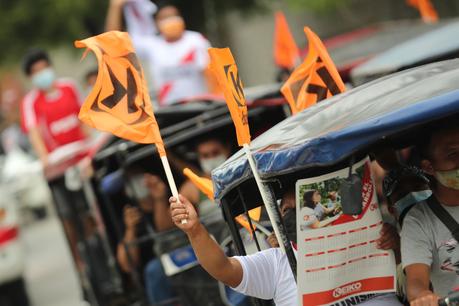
[208,48,251,146]
[183,168,262,233]
[75,31,165,155]
[407,0,439,23]
[281,27,346,115]
[183,168,214,200]
[274,11,300,69]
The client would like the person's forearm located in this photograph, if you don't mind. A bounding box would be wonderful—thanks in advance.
[408,279,432,302]
[29,128,48,163]
[187,223,242,287]
[105,1,124,32]
[117,228,140,272]
[406,264,432,302]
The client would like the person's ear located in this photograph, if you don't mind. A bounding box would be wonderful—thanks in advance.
[421,159,434,176]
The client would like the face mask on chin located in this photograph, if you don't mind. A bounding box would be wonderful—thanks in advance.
[435,168,459,190]
[31,68,56,90]
[158,16,185,41]
[200,154,227,175]
[393,190,432,216]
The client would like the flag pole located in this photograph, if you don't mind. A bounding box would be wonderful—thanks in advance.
[243,143,284,253]
[160,154,187,224]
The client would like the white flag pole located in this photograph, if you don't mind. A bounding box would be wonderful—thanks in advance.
[243,143,286,254]
[160,155,187,224]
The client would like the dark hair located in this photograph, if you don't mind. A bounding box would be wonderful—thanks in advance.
[85,68,98,82]
[153,1,180,19]
[303,190,317,209]
[22,48,51,76]
[417,120,459,160]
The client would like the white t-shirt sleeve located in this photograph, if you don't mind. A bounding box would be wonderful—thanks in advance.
[401,206,433,268]
[22,91,39,132]
[131,35,156,63]
[195,34,211,70]
[231,248,278,300]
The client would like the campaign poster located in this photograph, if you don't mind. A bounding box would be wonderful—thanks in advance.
[296,158,396,306]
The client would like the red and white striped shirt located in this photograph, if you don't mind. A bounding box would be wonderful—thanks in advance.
[21,79,86,153]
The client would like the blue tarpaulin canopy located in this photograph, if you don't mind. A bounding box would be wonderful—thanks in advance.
[212,59,459,200]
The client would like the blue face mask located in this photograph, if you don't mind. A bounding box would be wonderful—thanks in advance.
[394,190,432,216]
[31,68,56,90]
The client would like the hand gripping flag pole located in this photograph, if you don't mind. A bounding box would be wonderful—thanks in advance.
[75,31,187,224]
[208,48,297,279]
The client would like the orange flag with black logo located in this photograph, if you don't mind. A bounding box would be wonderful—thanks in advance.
[208,48,250,146]
[281,27,346,115]
[183,168,261,233]
[274,11,300,69]
[407,0,438,23]
[75,31,165,155]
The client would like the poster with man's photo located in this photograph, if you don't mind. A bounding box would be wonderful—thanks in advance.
[296,157,396,306]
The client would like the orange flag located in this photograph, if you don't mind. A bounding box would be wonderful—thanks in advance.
[75,31,165,155]
[281,27,346,114]
[208,48,250,146]
[407,0,438,23]
[183,168,214,200]
[274,11,300,69]
[183,168,262,233]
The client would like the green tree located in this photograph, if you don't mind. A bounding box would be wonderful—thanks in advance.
[0,0,107,65]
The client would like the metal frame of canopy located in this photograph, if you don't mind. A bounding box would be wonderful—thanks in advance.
[212,59,459,295]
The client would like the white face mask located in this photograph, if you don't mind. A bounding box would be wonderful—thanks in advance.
[200,154,227,175]
[394,190,432,216]
[31,67,56,90]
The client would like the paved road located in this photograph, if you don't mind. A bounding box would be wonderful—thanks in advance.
[22,217,87,306]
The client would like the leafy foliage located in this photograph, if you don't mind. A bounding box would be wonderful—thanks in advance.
[0,0,107,65]
[285,0,352,13]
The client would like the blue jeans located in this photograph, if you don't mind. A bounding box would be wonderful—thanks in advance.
[144,259,176,305]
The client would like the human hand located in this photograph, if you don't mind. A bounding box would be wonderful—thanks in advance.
[267,233,279,248]
[144,174,168,202]
[410,290,440,306]
[376,223,400,251]
[170,195,199,233]
[123,205,142,230]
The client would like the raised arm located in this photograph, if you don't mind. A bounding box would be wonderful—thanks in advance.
[170,195,243,288]
[105,0,127,32]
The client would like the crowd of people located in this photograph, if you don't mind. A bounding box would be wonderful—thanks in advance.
[167,122,459,306]
[0,1,458,306]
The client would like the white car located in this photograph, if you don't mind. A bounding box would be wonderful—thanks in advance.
[1,148,52,220]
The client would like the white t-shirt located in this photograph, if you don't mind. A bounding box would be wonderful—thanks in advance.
[131,31,210,106]
[232,248,401,306]
[232,248,297,305]
[123,0,157,37]
[401,200,459,297]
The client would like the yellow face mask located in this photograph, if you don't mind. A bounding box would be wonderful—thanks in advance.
[435,168,459,190]
[158,16,185,41]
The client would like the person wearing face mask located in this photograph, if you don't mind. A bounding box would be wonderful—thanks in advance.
[401,123,459,306]
[20,49,91,278]
[106,0,211,106]
[383,166,432,227]
[146,137,231,222]
[169,185,402,306]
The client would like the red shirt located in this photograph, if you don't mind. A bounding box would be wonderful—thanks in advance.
[21,80,86,153]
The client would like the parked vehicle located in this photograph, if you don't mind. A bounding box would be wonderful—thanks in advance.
[212,59,459,305]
